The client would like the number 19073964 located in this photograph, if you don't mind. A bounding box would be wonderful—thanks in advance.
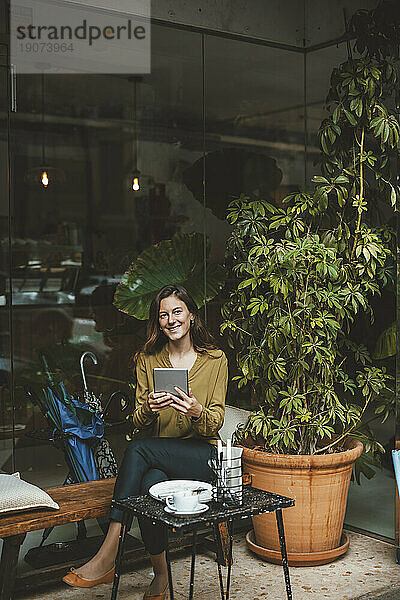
[19,42,74,53]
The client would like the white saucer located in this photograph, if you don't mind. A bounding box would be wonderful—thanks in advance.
[149,480,212,504]
[164,503,209,516]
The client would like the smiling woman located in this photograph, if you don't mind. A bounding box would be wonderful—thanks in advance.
[141,284,219,358]
[133,284,227,435]
[159,296,194,350]
[159,296,193,343]
[63,284,228,600]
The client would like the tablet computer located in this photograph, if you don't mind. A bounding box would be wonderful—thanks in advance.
[153,368,189,399]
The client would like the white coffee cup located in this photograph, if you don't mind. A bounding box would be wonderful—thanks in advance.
[165,491,200,513]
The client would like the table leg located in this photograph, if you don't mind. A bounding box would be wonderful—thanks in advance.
[165,541,174,600]
[212,521,234,600]
[214,525,225,600]
[214,522,232,566]
[216,561,225,600]
[213,524,225,600]
[110,522,127,600]
[188,530,197,600]
[76,519,87,540]
[0,533,26,600]
[225,520,233,600]
[275,509,293,600]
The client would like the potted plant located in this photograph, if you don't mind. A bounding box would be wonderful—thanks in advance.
[221,2,399,566]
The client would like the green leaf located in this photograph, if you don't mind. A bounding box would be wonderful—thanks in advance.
[320,134,330,155]
[114,233,226,319]
[390,186,397,208]
[238,279,253,290]
[383,124,390,143]
[332,105,341,124]
[344,109,357,126]
[312,176,329,184]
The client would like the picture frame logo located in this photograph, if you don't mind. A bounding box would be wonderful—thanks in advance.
[10,0,151,75]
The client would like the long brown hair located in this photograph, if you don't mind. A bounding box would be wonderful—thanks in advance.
[140,284,219,356]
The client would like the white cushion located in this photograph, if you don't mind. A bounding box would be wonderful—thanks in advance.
[219,405,251,442]
[0,473,59,515]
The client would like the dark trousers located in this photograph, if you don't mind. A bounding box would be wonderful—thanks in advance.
[110,438,215,555]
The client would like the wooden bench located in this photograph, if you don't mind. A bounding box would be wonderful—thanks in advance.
[0,478,116,600]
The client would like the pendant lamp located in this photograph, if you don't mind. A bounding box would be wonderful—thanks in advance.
[126,77,153,194]
[25,72,65,188]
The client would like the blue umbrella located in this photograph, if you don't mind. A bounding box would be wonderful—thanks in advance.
[42,381,104,483]
[25,362,105,550]
[80,352,118,479]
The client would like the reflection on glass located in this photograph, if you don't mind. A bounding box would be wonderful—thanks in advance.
[9,25,204,487]
[306,44,396,540]
[0,47,12,473]
[305,44,349,188]
[204,37,306,408]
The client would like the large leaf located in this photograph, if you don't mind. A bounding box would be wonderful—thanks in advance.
[373,321,396,359]
[113,233,226,319]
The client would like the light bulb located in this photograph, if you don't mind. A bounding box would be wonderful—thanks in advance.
[132,176,140,191]
[41,170,49,187]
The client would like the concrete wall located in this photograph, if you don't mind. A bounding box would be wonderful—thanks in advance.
[152,0,306,47]
[61,0,306,47]
[306,0,377,47]
[152,0,378,48]
[12,0,379,49]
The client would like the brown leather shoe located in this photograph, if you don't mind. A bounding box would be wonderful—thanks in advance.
[143,585,168,600]
[62,566,115,588]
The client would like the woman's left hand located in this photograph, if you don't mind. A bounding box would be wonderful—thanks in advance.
[171,387,203,419]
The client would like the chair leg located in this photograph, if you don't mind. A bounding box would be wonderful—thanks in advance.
[216,560,225,600]
[0,534,26,600]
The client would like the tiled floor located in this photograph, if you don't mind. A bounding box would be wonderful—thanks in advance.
[2,432,398,598]
[21,530,400,600]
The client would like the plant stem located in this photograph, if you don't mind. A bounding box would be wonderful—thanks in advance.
[315,392,372,454]
[351,126,365,259]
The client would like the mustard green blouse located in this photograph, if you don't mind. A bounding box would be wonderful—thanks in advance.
[130,345,228,446]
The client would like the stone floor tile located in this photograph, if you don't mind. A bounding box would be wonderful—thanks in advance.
[19,530,400,600]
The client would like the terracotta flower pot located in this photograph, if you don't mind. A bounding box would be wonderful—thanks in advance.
[242,438,363,566]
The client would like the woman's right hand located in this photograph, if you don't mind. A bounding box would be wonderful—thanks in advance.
[146,391,174,413]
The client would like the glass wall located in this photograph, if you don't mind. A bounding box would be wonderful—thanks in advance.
[203,37,306,407]
[6,25,206,486]
[0,7,396,543]
[0,41,12,479]
[1,23,307,489]
[304,44,349,187]
[306,43,396,540]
